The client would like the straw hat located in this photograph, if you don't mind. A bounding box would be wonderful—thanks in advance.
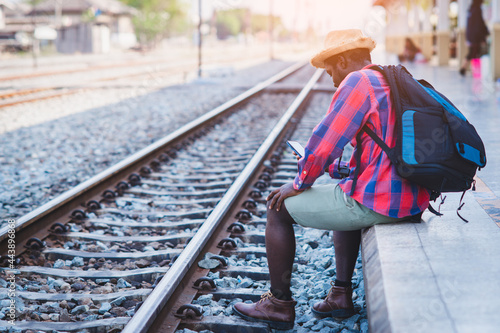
[310,29,376,68]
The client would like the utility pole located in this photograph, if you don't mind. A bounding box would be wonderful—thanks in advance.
[31,0,38,68]
[293,0,300,42]
[55,0,62,28]
[197,0,202,77]
[269,0,274,60]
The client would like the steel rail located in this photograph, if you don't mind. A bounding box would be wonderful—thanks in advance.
[0,89,80,108]
[0,57,238,108]
[0,61,306,255]
[122,68,324,333]
[0,57,171,82]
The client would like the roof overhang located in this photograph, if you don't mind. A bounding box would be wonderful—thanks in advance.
[373,0,399,9]
[0,0,15,11]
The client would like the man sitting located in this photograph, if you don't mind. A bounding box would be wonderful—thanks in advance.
[232,29,430,330]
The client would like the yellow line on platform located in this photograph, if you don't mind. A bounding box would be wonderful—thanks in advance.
[473,176,500,228]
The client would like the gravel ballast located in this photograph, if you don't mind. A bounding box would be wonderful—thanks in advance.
[1,58,370,333]
[0,60,293,224]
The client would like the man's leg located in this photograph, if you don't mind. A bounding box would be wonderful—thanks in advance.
[265,205,296,300]
[232,203,297,330]
[333,230,361,284]
[311,230,360,318]
[265,212,361,298]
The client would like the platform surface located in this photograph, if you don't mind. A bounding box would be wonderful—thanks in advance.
[362,59,500,333]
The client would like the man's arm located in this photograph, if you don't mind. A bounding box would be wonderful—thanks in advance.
[267,71,374,210]
[329,159,350,179]
[293,71,373,190]
[267,183,303,211]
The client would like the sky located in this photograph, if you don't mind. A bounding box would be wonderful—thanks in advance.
[8,0,379,38]
[8,0,378,37]
[193,0,377,36]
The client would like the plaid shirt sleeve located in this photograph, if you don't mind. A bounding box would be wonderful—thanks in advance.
[293,71,372,190]
[329,159,349,179]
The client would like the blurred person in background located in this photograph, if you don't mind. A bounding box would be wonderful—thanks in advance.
[398,37,426,63]
[459,0,489,76]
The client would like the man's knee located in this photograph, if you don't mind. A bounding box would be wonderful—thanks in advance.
[267,202,295,225]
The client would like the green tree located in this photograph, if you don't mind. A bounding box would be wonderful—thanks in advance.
[216,10,242,39]
[250,14,286,36]
[214,9,286,40]
[120,0,188,45]
[250,14,269,34]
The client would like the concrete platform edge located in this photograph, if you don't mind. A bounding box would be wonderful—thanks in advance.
[361,226,392,333]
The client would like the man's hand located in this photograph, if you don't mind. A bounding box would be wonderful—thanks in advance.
[267,183,303,212]
[292,151,301,161]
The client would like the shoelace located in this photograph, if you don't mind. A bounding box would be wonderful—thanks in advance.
[326,281,336,298]
[326,282,350,298]
[258,291,273,304]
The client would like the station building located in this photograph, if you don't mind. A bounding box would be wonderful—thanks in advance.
[31,0,137,54]
[374,0,500,80]
[0,0,137,54]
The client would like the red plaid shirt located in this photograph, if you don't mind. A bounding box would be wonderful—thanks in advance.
[293,65,430,218]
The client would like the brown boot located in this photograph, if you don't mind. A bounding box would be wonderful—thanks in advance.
[233,291,297,330]
[311,283,355,318]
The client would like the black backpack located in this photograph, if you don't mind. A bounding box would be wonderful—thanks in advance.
[351,64,487,221]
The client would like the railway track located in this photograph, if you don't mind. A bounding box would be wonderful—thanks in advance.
[0,60,190,109]
[0,62,362,332]
[0,46,287,109]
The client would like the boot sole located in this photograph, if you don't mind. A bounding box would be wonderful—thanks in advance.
[232,305,294,330]
[311,306,355,319]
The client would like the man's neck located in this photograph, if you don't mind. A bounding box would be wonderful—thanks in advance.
[348,61,372,74]
[359,60,372,69]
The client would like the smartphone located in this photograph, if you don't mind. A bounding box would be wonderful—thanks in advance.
[286,140,305,158]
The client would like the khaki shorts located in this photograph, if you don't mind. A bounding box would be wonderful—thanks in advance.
[284,184,405,231]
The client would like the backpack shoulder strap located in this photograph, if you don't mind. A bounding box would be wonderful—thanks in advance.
[349,65,401,196]
[367,64,385,73]
[362,125,398,166]
[366,64,405,117]
[363,64,401,165]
